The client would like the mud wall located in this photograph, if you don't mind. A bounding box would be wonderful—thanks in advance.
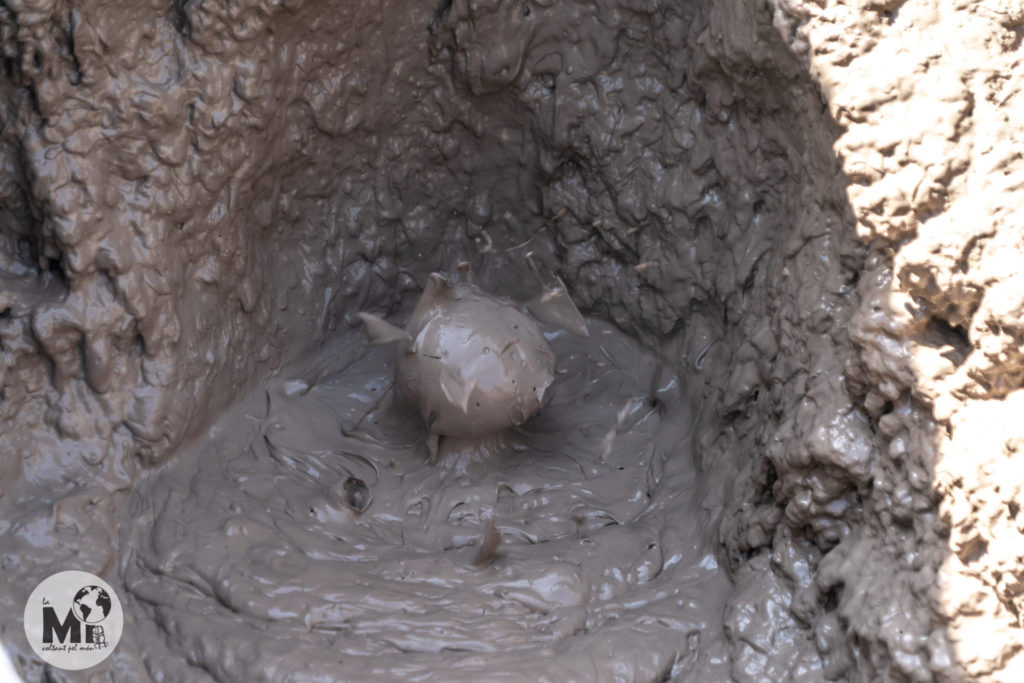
[0,0,478,471]
[1,0,1022,680]
[772,1,1024,679]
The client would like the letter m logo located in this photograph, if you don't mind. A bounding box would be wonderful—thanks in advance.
[42,607,80,644]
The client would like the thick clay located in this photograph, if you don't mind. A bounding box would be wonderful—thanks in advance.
[1,0,1022,680]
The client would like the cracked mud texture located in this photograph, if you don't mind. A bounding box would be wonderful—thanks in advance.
[0,0,1021,680]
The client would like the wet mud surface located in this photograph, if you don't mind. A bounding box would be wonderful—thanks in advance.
[123,320,730,681]
[3,0,1024,679]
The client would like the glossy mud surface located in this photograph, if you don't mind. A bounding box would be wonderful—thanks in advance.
[5,0,1019,678]
[121,319,730,681]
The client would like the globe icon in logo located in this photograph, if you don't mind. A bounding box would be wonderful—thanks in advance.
[71,586,112,624]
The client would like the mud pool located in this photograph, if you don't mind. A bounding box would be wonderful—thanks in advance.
[122,319,729,680]
[3,0,1024,680]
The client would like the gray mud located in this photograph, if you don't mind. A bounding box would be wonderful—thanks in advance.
[122,319,730,681]
[3,0,1024,680]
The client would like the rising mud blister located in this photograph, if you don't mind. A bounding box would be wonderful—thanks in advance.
[121,319,730,681]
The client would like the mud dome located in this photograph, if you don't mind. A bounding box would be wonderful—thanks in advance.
[2,0,1023,680]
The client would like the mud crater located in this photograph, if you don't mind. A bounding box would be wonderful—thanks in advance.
[4,0,1013,680]
[0,0,860,678]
